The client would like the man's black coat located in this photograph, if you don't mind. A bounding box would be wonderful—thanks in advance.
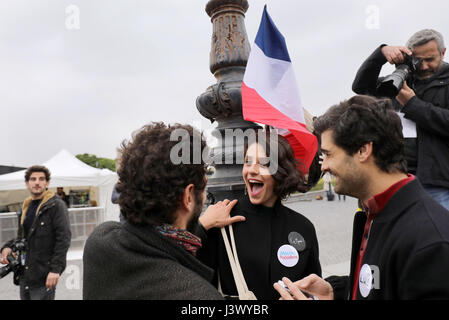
[2,191,71,288]
[329,179,449,300]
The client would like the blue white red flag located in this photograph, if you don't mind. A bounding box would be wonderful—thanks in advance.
[242,5,318,172]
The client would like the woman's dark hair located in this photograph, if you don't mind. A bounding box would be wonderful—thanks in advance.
[245,130,317,200]
[313,95,407,173]
[117,122,207,226]
[25,165,51,182]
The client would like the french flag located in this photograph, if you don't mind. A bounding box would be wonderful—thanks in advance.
[242,6,317,173]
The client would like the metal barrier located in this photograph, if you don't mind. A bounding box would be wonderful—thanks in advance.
[0,212,19,246]
[0,207,104,250]
[67,207,104,251]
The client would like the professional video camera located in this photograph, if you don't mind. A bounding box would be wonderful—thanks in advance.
[377,53,423,98]
[0,238,27,284]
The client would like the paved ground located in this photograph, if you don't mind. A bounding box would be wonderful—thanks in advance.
[0,195,357,300]
[285,195,356,278]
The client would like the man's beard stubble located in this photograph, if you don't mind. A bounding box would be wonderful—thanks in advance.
[186,190,205,233]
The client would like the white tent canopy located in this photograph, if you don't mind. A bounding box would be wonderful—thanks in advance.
[0,149,119,221]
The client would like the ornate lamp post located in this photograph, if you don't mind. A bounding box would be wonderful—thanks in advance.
[196,0,259,202]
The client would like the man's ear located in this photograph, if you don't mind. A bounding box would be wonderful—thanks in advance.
[358,142,373,163]
[181,184,195,212]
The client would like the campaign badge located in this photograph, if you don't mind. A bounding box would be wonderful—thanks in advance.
[359,264,373,298]
[288,231,306,252]
[277,244,299,267]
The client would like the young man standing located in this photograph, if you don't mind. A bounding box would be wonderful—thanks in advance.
[274,95,449,300]
[1,166,71,300]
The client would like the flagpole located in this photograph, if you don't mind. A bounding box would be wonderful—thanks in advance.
[196,0,259,203]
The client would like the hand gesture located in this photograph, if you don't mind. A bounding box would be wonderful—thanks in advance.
[199,199,245,230]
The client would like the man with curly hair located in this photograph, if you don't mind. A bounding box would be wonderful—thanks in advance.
[83,122,240,300]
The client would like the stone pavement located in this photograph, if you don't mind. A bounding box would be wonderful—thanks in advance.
[0,195,357,300]
[285,195,356,278]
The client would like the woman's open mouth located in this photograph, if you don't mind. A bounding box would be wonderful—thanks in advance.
[248,179,264,196]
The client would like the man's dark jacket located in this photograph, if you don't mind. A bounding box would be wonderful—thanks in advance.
[328,179,449,299]
[82,221,223,300]
[352,45,449,189]
[2,190,71,287]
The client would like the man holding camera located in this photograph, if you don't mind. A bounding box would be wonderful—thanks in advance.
[352,29,449,210]
[1,166,71,300]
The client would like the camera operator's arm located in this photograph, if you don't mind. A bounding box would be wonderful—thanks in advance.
[399,85,449,138]
[352,45,412,95]
[381,46,412,65]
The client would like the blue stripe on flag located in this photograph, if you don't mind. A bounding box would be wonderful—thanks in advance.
[254,5,291,62]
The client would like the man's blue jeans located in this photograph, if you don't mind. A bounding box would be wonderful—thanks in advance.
[422,184,449,211]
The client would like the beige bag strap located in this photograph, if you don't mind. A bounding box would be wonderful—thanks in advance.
[220,225,257,300]
[228,225,250,293]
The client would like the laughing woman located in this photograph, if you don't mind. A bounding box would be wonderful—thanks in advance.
[196,132,322,300]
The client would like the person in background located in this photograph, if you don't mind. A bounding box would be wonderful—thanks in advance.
[352,29,449,210]
[1,166,71,300]
[56,187,69,207]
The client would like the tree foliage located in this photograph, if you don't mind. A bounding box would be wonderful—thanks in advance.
[76,153,116,171]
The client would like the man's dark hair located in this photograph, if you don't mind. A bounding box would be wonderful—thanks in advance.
[25,165,51,182]
[313,95,407,173]
[116,122,207,226]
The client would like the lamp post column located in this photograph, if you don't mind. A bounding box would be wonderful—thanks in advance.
[196,0,259,202]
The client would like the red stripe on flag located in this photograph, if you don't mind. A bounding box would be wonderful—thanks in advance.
[242,82,317,172]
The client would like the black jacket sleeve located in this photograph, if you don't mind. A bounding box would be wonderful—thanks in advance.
[192,221,208,243]
[325,275,350,300]
[352,45,388,95]
[49,200,71,274]
[195,225,220,286]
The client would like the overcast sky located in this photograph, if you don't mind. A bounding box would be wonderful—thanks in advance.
[1,0,448,167]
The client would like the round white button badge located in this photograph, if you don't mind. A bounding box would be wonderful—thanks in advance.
[277,244,299,267]
[359,264,373,298]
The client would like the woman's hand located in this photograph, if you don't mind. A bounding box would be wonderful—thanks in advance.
[199,199,245,230]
